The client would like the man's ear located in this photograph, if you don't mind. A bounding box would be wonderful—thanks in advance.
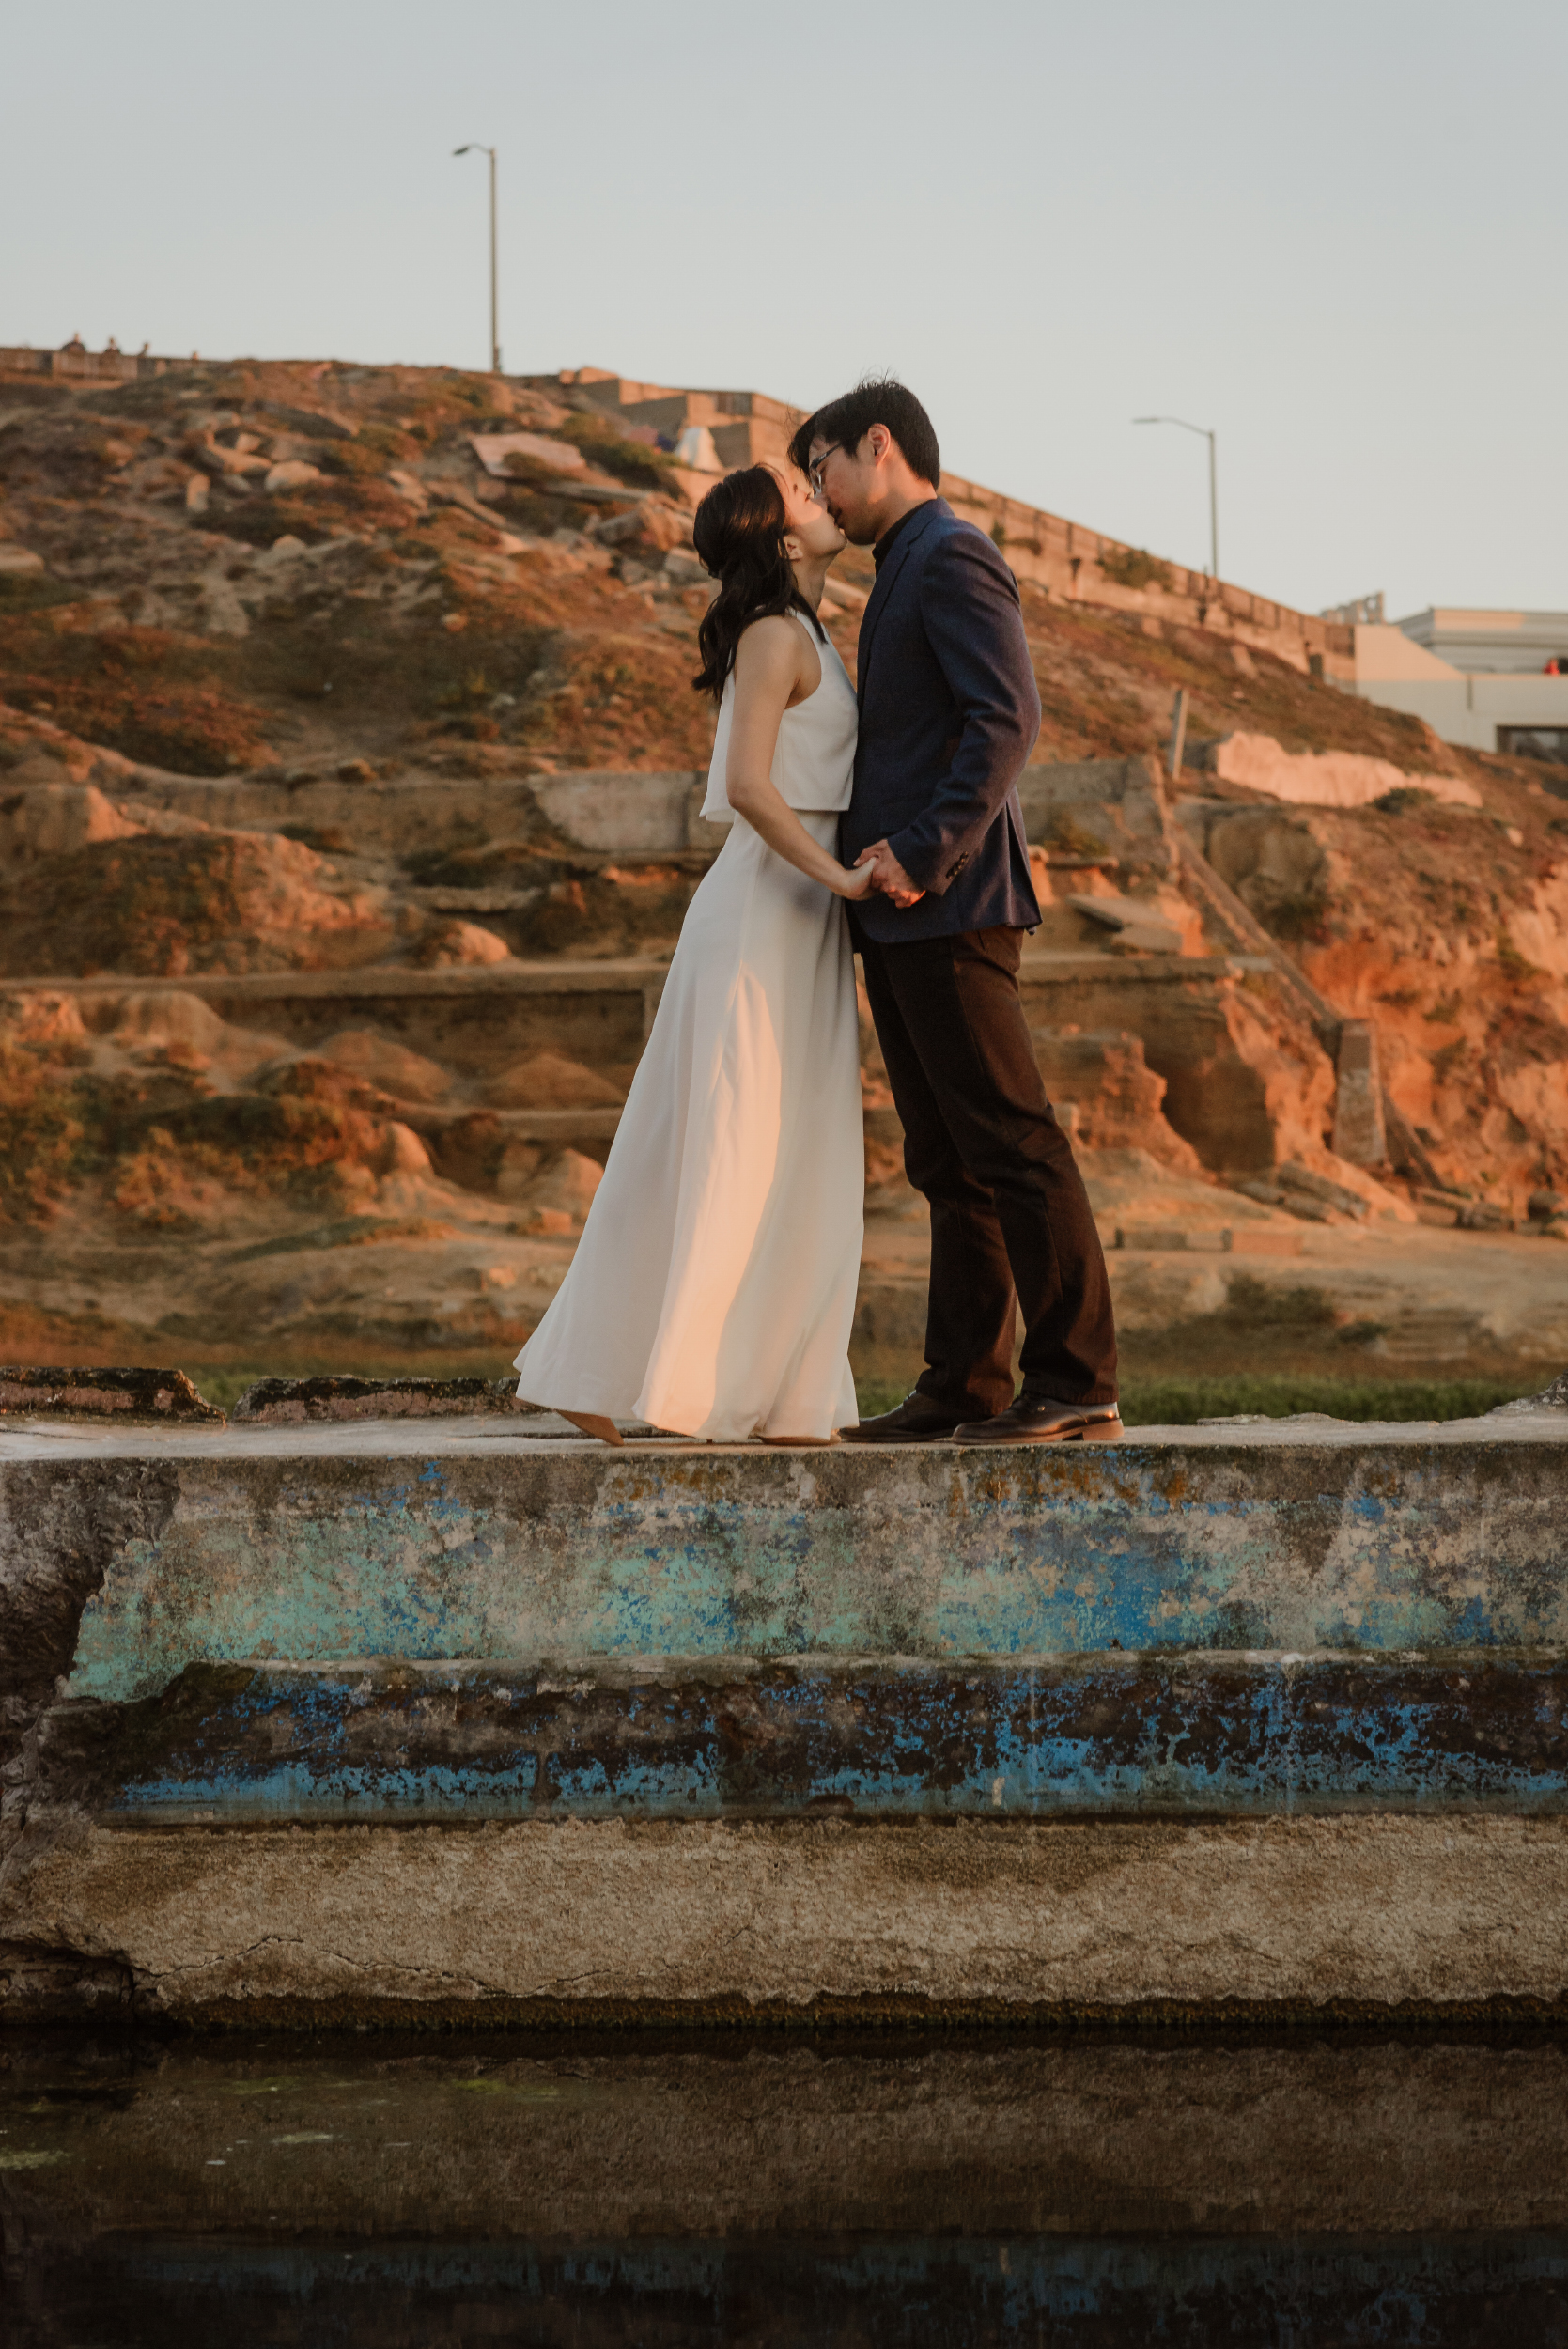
[866,424,892,467]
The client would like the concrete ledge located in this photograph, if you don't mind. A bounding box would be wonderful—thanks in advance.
[7,1420,1568,2024]
[8,1813,1568,2026]
[4,1424,1561,1703]
[0,959,668,1002]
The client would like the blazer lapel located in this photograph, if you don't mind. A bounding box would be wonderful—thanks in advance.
[855,499,948,703]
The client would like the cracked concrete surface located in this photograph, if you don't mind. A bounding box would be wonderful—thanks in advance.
[8,1812,1568,2025]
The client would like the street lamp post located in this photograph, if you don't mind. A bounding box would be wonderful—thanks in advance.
[1133,415,1219,584]
[453,144,500,374]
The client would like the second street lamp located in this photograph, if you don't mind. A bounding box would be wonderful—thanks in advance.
[1133,415,1219,584]
[453,143,500,374]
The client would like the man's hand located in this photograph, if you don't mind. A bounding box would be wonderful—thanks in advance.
[855,839,924,909]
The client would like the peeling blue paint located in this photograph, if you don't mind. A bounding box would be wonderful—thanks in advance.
[51,1441,1568,1701]
[72,1655,1568,1824]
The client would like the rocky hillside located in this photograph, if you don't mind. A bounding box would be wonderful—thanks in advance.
[0,355,1565,1399]
[4,352,1551,787]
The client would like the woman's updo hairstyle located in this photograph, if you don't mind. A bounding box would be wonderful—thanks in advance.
[691,464,823,700]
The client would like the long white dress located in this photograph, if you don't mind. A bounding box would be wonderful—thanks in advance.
[513,612,863,1440]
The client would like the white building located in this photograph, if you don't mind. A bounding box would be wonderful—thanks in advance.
[1336,607,1568,759]
[1396,608,1568,677]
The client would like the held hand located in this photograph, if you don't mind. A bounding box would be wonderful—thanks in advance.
[854,839,925,909]
[835,860,877,901]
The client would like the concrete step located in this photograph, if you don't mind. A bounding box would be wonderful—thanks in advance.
[0,959,669,1003]
[115,767,721,859]
[0,959,674,1068]
[67,1650,1568,1828]
[11,1413,1562,1704]
[0,951,1264,1100]
[12,1415,1565,2027]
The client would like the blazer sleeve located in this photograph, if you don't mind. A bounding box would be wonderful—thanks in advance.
[884,530,1042,895]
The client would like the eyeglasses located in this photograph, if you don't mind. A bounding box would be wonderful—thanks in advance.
[808,444,844,492]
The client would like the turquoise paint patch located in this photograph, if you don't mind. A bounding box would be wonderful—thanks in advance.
[56,1445,1568,1701]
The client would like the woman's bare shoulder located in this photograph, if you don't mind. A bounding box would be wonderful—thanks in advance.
[733,612,807,687]
[734,613,802,656]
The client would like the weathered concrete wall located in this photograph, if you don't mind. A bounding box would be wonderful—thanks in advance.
[5,1414,1568,2025]
[35,1655,1568,1825]
[8,1813,1568,2024]
[13,1427,1567,1700]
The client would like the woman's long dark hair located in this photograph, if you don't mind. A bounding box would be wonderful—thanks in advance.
[691,465,824,700]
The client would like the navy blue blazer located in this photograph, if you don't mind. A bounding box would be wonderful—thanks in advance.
[842,497,1042,945]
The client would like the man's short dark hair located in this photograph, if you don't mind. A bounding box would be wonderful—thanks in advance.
[787,377,940,489]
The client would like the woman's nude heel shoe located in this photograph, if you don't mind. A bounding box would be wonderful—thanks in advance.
[558,1411,625,1447]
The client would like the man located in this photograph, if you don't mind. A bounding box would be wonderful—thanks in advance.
[789,379,1120,1444]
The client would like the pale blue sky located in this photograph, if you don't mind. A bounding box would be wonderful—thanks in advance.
[5,0,1563,619]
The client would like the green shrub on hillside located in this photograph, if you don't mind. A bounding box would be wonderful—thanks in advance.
[1098,545,1174,592]
[554,413,677,490]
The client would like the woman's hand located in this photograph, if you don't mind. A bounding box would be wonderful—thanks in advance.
[833,861,877,901]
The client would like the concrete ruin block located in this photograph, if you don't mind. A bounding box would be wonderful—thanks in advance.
[1030,1028,1201,1169]
[1331,1020,1388,1166]
[231,1375,536,1423]
[468,431,585,479]
[0,783,144,862]
[262,459,322,494]
[1016,757,1179,879]
[379,1122,433,1176]
[0,1365,222,1422]
[1212,730,1480,812]
[535,770,700,855]
[1066,891,1186,955]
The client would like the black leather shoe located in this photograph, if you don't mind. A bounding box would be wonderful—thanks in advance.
[952,1395,1125,1446]
[841,1392,970,1444]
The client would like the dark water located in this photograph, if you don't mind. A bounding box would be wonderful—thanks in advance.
[5,2029,1568,2344]
[13,2233,1568,2346]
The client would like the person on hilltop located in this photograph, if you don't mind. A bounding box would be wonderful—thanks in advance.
[513,459,871,1443]
[789,379,1121,1445]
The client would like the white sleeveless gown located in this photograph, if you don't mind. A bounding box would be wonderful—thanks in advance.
[513,612,863,1439]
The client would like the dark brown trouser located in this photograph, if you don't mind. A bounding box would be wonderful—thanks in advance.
[858,925,1118,1418]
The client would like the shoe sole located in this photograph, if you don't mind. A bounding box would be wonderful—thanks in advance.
[953,1418,1126,1447]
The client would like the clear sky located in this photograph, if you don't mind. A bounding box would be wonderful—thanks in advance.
[6,0,1563,621]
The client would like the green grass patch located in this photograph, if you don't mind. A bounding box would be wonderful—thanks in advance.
[853,1377,913,1419]
[1097,545,1173,593]
[189,1366,271,1411]
[187,1354,520,1412]
[0,574,82,618]
[1120,1372,1537,1424]
[554,412,678,490]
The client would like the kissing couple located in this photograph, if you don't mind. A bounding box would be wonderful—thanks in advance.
[515,378,1121,1448]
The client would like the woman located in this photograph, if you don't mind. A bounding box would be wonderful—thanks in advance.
[513,460,870,1444]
